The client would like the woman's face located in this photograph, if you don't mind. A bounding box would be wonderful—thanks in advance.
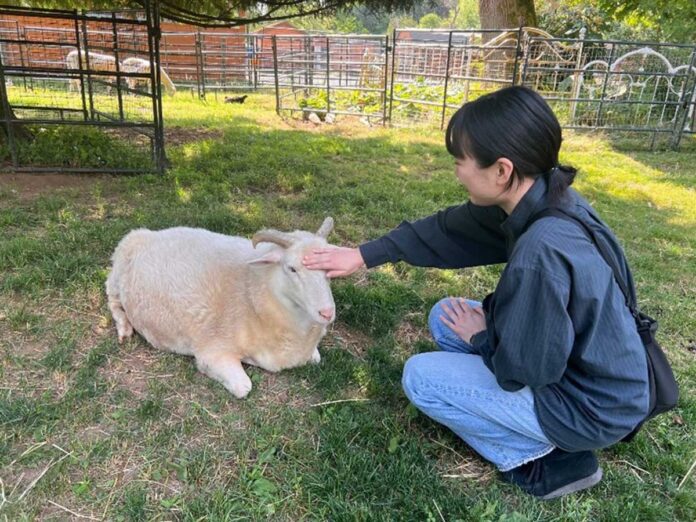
[454,155,508,206]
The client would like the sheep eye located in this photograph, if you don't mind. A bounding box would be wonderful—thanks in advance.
[288,266,298,273]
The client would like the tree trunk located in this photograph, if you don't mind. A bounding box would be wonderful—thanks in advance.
[477,0,537,87]
[0,95,33,143]
[478,0,537,29]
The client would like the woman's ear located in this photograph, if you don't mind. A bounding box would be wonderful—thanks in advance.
[495,158,515,186]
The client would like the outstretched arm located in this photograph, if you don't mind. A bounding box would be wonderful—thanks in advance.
[303,202,508,276]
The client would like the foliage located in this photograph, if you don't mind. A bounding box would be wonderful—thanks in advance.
[419,12,445,29]
[22,1,422,28]
[537,0,696,42]
[294,77,505,123]
[1,124,152,170]
[297,3,457,35]
[386,15,419,35]
[294,9,369,34]
[537,0,616,39]
[298,90,329,113]
[351,5,396,34]
[447,0,480,29]
[19,1,695,41]
[597,0,696,43]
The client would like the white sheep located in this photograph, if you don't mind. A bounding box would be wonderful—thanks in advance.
[121,57,177,96]
[65,49,117,92]
[105,218,336,398]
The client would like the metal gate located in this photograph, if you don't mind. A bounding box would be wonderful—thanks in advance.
[272,34,390,124]
[521,35,696,148]
[0,2,165,174]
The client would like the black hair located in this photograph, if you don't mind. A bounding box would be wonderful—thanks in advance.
[445,86,576,205]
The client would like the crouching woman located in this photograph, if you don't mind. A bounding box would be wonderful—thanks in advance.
[302,86,649,500]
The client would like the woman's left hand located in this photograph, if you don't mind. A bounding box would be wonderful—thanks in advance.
[440,298,487,344]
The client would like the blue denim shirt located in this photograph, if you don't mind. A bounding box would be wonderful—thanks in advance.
[359,176,649,451]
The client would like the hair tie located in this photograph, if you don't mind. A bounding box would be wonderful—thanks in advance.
[544,165,559,180]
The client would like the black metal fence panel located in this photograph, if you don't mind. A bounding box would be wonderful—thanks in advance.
[522,35,696,148]
[272,35,389,123]
[0,3,165,174]
[3,13,694,169]
[158,31,277,98]
[82,22,696,149]
[388,28,525,127]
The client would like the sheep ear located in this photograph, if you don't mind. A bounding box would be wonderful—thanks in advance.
[316,217,334,239]
[248,248,283,265]
[252,230,294,249]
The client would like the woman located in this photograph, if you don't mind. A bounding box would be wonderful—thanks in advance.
[302,86,649,500]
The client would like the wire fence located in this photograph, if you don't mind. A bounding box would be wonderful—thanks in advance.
[272,34,389,122]
[522,36,696,148]
[387,28,524,128]
[0,3,165,174]
[2,14,695,175]
[260,28,696,148]
[158,31,276,98]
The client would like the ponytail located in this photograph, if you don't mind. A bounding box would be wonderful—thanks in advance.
[545,164,578,205]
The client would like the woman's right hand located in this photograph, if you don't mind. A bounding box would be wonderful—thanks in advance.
[302,246,365,278]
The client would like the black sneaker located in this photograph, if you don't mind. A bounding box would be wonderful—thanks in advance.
[501,448,603,500]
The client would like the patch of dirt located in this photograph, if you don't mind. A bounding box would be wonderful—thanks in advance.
[0,172,110,202]
[165,126,224,146]
[394,316,430,347]
[323,323,373,360]
[100,341,161,398]
[3,336,48,359]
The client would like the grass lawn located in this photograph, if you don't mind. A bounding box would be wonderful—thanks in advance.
[1,93,695,521]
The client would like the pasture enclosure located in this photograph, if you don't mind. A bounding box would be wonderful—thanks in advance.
[0,3,165,174]
[1,10,695,175]
[152,25,696,148]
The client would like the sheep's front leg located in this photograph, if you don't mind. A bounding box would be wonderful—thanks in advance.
[195,350,252,399]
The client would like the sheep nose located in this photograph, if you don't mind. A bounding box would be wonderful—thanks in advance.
[318,308,334,321]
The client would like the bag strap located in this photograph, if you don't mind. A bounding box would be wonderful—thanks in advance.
[525,208,640,320]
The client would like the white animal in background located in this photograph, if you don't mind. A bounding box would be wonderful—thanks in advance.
[65,49,117,92]
[121,57,176,96]
[105,218,336,398]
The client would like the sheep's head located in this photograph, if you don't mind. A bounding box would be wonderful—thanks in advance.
[249,217,335,325]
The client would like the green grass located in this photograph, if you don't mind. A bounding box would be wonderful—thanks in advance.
[1,86,157,171]
[1,93,695,521]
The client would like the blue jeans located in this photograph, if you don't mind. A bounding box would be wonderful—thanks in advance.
[402,298,555,471]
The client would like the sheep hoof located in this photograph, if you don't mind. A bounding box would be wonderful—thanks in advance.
[227,379,253,399]
[116,324,133,344]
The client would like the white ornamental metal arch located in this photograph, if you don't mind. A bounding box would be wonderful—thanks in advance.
[575,46,696,134]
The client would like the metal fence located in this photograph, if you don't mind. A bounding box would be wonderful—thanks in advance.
[158,31,277,98]
[272,34,390,122]
[264,28,696,148]
[2,14,695,173]
[387,28,524,128]
[522,36,696,148]
[5,16,693,148]
[0,3,165,174]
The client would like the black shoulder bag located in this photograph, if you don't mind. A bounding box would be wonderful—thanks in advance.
[528,208,679,441]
